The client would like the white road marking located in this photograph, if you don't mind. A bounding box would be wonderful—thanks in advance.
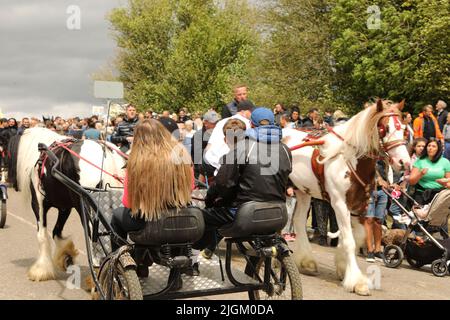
[7,211,87,256]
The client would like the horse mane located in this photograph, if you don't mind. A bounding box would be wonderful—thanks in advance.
[321,100,398,162]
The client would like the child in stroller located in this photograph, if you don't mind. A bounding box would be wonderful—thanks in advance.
[382,188,450,277]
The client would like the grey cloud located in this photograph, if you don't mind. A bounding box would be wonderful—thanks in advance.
[0,0,125,118]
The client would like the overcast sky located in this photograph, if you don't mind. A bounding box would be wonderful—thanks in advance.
[0,0,125,120]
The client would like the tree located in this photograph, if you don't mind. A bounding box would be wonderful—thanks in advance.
[330,0,449,114]
[251,0,338,113]
[108,0,258,113]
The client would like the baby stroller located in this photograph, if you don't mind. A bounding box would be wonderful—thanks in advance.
[382,188,450,277]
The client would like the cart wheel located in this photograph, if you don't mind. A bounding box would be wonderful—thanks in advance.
[0,199,6,228]
[406,256,424,269]
[431,259,448,277]
[97,258,143,300]
[383,245,404,268]
[248,254,302,300]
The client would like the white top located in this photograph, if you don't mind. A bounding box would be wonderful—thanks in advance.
[204,113,251,172]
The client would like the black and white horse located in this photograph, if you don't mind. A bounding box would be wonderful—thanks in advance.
[9,128,126,281]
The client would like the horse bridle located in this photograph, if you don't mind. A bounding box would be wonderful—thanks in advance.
[378,112,407,153]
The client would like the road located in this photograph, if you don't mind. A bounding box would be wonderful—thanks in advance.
[0,188,449,300]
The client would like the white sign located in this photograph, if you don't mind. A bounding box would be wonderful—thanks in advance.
[92,106,105,116]
[94,81,124,99]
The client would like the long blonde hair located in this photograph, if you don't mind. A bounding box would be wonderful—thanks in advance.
[127,119,192,221]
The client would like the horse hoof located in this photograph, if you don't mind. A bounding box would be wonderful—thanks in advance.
[27,263,56,282]
[300,260,319,275]
[354,283,370,296]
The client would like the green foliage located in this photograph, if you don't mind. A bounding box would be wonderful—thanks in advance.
[250,0,338,113]
[330,0,449,114]
[109,0,258,113]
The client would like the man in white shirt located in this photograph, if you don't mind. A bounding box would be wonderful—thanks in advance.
[204,100,255,172]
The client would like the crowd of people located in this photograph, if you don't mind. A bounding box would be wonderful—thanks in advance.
[1,84,448,267]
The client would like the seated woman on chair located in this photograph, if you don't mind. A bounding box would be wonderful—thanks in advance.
[111,119,194,250]
[409,138,450,205]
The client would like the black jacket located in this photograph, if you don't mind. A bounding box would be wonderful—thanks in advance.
[111,117,139,151]
[206,127,292,208]
[221,100,238,119]
[437,109,448,132]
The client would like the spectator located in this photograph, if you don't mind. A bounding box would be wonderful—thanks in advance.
[365,159,390,262]
[1,118,18,146]
[111,104,139,152]
[182,120,196,155]
[274,103,286,126]
[192,112,203,131]
[162,110,170,118]
[83,118,102,140]
[30,117,40,128]
[17,117,30,135]
[138,113,145,122]
[410,138,427,167]
[402,112,414,146]
[178,109,190,123]
[435,100,448,132]
[290,107,301,129]
[205,100,254,172]
[312,198,338,247]
[221,84,248,119]
[409,139,450,205]
[333,110,349,125]
[67,121,84,139]
[413,105,443,142]
[279,112,292,129]
[144,110,153,119]
[191,111,219,184]
[324,110,334,127]
[443,114,450,160]
[302,108,319,128]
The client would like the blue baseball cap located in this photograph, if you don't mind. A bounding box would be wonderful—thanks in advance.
[251,107,275,127]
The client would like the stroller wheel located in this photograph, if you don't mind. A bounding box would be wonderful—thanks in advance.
[383,245,404,268]
[431,259,448,277]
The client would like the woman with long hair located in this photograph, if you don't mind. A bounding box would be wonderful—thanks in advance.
[111,119,194,247]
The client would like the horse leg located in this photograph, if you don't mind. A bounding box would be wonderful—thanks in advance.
[53,208,79,271]
[291,190,318,275]
[332,199,370,296]
[27,181,57,281]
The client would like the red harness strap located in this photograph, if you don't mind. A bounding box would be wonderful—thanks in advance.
[290,140,325,152]
[311,149,330,201]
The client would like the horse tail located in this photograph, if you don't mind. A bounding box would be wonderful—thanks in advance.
[7,134,22,191]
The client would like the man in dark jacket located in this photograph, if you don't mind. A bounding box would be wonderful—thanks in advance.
[221,84,248,119]
[436,100,448,132]
[194,107,292,251]
[191,111,219,182]
[111,104,139,152]
[302,108,319,128]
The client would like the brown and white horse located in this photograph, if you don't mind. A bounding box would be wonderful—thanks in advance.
[284,100,410,296]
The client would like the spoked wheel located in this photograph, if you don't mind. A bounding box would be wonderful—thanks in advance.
[248,255,302,300]
[383,245,404,268]
[406,256,424,269]
[431,259,448,277]
[0,199,6,228]
[97,258,143,300]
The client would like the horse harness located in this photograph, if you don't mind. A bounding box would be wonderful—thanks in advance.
[292,111,406,202]
[37,138,125,185]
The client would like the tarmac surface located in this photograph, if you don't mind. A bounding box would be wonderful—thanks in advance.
[1,188,449,300]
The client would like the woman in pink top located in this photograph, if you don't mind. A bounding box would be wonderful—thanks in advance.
[111,119,194,250]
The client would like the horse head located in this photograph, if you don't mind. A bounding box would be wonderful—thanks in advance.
[376,99,411,171]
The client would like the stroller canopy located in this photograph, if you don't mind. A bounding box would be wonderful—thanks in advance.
[423,189,450,228]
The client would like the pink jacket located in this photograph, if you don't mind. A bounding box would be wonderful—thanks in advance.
[122,168,195,208]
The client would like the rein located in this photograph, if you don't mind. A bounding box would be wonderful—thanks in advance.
[40,140,124,184]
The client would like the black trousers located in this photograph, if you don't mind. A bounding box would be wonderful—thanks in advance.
[193,207,235,250]
[312,198,338,238]
[110,207,145,251]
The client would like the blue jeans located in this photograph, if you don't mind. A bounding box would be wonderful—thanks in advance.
[367,189,388,223]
